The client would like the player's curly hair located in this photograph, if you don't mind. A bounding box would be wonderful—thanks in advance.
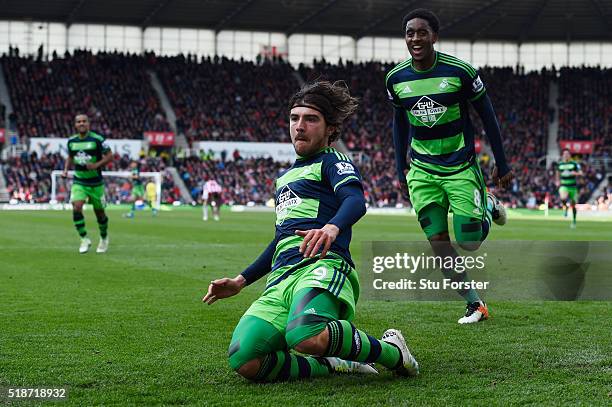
[402,8,440,34]
[288,80,359,144]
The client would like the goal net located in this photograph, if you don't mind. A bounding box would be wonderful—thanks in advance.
[50,170,162,209]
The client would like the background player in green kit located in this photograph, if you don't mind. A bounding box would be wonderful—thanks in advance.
[385,9,514,324]
[556,148,582,228]
[202,81,419,382]
[62,114,113,253]
[125,161,157,217]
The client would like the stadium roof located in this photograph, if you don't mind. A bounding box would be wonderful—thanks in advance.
[1,0,612,42]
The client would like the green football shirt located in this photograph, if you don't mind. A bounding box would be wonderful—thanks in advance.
[557,160,580,188]
[67,131,110,186]
[385,51,487,176]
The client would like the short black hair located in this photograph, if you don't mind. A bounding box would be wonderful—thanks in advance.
[562,148,571,154]
[402,9,440,34]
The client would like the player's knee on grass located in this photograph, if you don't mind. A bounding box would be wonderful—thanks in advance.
[228,315,286,374]
[236,358,261,380]
[285,288,340,354]
[418,203,449,239]
[454,215,484,251]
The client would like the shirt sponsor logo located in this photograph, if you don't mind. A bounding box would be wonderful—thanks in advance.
[472,76,484,93]
[335,162,355,175]
[70,141,97,150]
[74,150,93,166]
[410,96,448,128]
[276,185,302,225]
[439,78,449,89]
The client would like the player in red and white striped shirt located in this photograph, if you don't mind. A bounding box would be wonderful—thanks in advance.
[202,178,222,221]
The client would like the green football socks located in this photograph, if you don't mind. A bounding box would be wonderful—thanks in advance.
[255,350,331,381]
[98,216,109,239]
[325,320,401,369]
[73,212,87,237]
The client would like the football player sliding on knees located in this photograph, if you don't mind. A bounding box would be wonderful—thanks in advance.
[203,80,419,382]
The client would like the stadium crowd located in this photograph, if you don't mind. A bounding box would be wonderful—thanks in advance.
[155,55,298,145]
[1,50,170,140]
[0,50,608,208]
[558,67,612,156]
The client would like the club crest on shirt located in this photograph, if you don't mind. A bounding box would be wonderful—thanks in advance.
[335,162,355,175]
[75,150,93,166]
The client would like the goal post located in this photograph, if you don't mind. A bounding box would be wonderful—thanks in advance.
[50,170,162,209]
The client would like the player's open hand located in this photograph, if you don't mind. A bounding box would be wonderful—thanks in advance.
[202,275,245,305]
[295,224,340,259]
[492,165,514,190]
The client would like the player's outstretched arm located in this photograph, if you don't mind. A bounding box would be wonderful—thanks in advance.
[202,275,246,305]
[203,236,277,304]
[471,93,513,189]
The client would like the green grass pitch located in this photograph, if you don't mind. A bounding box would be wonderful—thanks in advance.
[1,209,610,405]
